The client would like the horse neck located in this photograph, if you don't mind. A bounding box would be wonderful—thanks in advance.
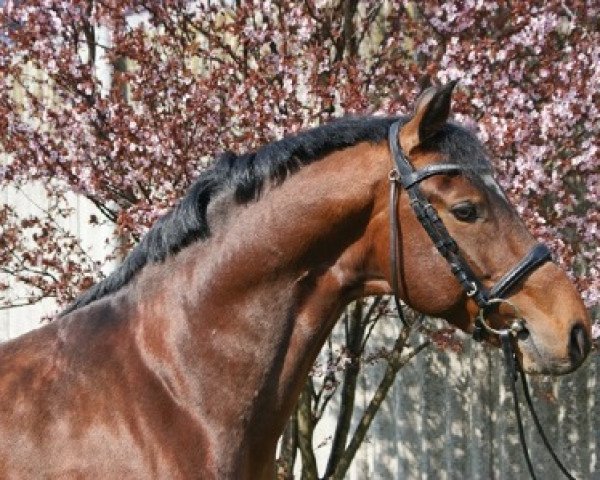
[130,141,392,452]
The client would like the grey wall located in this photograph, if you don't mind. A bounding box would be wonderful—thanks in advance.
[311,317,598,479]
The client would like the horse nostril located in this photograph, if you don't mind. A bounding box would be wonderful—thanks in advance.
[568,324,590,365]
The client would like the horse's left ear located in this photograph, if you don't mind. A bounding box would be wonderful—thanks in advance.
[400,80,458,154]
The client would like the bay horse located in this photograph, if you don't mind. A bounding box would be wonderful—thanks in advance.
[0,83,591,479]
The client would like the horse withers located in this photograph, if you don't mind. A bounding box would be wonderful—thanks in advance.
[0,83,590,478]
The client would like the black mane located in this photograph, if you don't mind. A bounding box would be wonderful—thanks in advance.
[61,116,402,315]
[62,116,490,316]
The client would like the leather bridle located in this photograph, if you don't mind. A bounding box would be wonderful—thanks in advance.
[387,121,576,479]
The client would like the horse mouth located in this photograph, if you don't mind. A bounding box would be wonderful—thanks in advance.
[517,332,582,376]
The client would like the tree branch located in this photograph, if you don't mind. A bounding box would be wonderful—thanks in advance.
[276,411,298,479]
[334,0,359,62]
[323,300,364,477]
[330,332,431,480]
[0,300,49,310]
[297,378,318,480]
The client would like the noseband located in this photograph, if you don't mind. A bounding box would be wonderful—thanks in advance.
[387,121,575,479]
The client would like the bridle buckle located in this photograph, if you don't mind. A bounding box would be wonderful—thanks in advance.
[466,281,478,297]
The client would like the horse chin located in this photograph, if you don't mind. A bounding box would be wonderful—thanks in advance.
[517,335,581,376]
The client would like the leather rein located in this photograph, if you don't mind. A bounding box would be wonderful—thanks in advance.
[387,121,576,479]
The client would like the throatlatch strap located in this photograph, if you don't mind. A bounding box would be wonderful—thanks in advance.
[389,177,409,329]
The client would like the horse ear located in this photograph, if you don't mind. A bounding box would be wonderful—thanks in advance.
[399,80,458,154]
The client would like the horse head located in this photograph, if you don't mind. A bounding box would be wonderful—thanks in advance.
[381,82,591,375]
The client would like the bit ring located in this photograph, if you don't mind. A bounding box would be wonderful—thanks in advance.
[476,298,526,336]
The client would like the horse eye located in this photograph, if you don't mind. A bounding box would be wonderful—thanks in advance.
[450,202,479,222]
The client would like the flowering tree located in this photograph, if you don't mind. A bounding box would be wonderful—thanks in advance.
[1,0,598,477]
